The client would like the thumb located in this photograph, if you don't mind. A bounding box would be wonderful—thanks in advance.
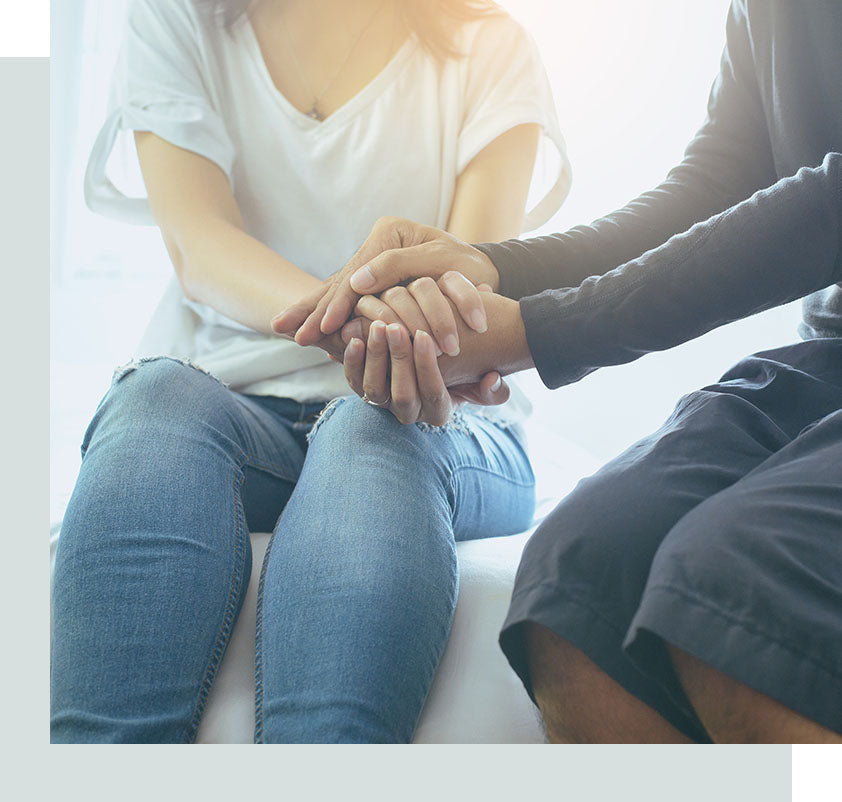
[448,372,510,407]
[349,243,441,294]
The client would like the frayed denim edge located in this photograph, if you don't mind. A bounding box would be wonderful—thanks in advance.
[112,355,230,388]
[305,396,479,443]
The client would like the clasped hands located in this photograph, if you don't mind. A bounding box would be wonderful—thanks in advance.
[271,217,532,425]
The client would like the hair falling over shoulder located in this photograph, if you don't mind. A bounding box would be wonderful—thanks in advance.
[194,0,501,61]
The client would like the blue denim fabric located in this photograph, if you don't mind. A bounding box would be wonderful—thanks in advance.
[51,357,535,743]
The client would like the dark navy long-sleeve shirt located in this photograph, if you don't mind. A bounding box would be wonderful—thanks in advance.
[477,0,842,389]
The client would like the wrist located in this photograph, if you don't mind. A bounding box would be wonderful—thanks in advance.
[469,246,501,292]
[494,296,534,375]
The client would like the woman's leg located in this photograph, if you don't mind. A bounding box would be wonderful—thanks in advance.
[51,358,308,743]
[256,397,535,743]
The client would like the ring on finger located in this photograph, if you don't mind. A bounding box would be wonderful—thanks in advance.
[361,392,389,407]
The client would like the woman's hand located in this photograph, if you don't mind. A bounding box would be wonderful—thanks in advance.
[270,216,499,346]
[341,292,535,425]
[339,273,493,357]
[343,325,511,426]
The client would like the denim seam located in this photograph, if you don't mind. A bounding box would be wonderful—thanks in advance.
[240,452,300,485]
[253,525,278,743]
[180,456,249,743]
[644,582,842,678]
[445,463,536,502]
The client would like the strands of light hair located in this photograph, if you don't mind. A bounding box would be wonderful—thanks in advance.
[194,0,501,62]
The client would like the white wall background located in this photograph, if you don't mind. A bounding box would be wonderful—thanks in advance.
[50,0,801,521]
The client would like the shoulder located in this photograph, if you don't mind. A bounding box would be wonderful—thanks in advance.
[126,0,215,45]
[455,8,537,60]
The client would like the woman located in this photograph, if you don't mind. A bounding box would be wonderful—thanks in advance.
[51,0,570,743]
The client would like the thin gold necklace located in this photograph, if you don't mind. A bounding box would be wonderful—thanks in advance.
[280,0,388,122]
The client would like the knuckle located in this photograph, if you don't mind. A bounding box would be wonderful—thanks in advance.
[422,388,447,407]
[382,286,407,303]
[410,276,436,293]
[391,389,414,407]
[441,269,463,282]
[375,215,398,231]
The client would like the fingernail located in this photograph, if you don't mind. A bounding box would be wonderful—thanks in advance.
[386,323,402,348]
[369,320,385,344]
[470,309,487,333]
[491,375,502,391]
[443,335,459,356]
[414,329,430,354]
[346,337,364,356]
[350,265,375,291]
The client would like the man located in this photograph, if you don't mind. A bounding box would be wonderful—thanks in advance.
[274,0,841,742]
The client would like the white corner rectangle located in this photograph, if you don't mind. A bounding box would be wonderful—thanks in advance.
[0,0,49,57]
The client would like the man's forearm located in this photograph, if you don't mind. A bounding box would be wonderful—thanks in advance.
[520,153,842,389]
[477,1,777,302]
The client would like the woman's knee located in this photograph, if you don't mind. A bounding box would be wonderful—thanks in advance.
[83,357,234,454]
[307,395,441,466]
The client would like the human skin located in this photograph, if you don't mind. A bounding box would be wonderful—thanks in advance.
[137,0,540,348]
[276,218,527,422]
[336,287,534,425]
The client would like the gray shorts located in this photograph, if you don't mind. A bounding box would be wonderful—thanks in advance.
[500,338,842,739]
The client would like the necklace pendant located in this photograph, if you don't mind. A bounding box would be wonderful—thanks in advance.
[306,106,324,122]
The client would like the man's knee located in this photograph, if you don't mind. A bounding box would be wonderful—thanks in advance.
[668,645,842,744]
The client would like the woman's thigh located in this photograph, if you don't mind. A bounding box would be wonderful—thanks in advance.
[51,357,309,743]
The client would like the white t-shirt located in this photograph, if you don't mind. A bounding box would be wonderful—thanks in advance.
[85,0,570,417]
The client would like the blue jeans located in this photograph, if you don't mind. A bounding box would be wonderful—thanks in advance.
[51,357,535,743]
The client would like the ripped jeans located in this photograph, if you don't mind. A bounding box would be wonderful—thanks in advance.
[50,357,535,743]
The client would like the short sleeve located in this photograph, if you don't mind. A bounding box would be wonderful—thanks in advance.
[83,0,236,225]
[457,14,571,233]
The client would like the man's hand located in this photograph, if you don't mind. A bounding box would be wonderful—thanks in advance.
[270,217,499,346]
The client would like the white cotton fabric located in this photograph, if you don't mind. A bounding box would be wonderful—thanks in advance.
[85,0,570,416]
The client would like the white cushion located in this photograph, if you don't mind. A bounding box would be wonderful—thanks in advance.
[49,527,544,743]
[49,422,600,743]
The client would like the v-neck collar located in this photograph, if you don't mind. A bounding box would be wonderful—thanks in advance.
[236,16,417,133]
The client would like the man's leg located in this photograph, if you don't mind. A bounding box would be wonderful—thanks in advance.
[626,407,842,743]
[669,647,842,744]
[501,339,842,743]
[526,624,692,743]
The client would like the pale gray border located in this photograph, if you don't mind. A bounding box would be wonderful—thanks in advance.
[21,34,797,799]
[3,57,49,753]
